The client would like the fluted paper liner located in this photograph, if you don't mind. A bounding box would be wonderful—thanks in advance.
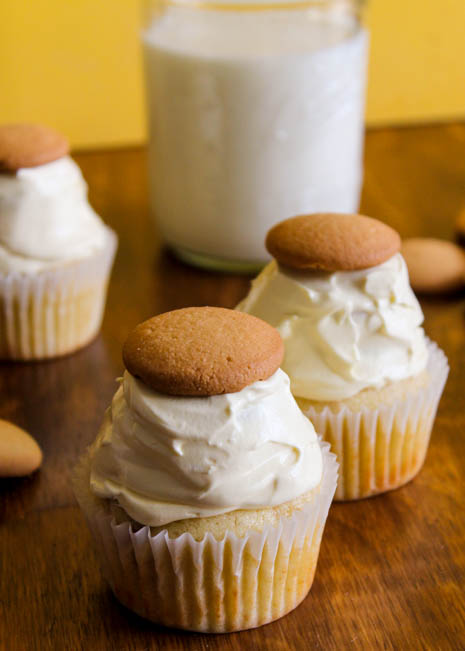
[0,228,117,360]
[301,340,448,501]
[74,440,337,633]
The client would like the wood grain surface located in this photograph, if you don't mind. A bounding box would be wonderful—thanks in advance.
[1,124,465,650]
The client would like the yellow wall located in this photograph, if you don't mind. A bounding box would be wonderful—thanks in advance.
[1,0,464,149]
[365,0,465,126]
[0,1,145,149]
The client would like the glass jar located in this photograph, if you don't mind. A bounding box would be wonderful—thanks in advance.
[142,0,367,272]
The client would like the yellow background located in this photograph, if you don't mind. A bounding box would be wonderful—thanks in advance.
[1,0,464,149]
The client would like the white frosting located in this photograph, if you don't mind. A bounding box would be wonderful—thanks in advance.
[0,156,109,273]
[237,254,428,401]
[89,369,323,527]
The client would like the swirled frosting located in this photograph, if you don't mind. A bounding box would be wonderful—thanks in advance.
[0,156,109,273]
[89,369,323,527]
[237,254,428,401]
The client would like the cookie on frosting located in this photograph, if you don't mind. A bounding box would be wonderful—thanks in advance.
[122,306,284,396]
[266,213,401,271]
[0,123,69,172]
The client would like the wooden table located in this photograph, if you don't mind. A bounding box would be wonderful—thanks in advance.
[1,124,464,650]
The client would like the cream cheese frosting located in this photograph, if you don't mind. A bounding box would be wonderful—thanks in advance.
[237,254,428,401]
[89,368,323,527]
[0,156,109,273]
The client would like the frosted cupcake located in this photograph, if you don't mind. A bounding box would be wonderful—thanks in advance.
[74,307,337,632]
[237,213,448,501]
[0,123,117,359]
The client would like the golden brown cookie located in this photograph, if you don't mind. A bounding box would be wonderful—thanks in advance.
[402,238,465,294]
[0,123,69,172]
[122,307,284,396]
[0,419,43,477]
[266,213,401,271]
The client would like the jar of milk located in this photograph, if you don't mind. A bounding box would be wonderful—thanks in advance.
[142,0,367,272]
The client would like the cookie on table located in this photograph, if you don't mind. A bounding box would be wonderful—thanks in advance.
[0,419,42,477]
[402,237,465,294]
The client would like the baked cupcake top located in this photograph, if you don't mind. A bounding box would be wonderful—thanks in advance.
[0,123,111,273]
[238,213,427,402]
[90,307,323,527]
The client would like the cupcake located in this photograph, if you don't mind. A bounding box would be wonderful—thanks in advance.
[0,123,117,359]
[74,307,337,632]
[237,213,448,501]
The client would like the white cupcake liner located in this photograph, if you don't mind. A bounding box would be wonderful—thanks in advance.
[301,340,448,501]
[0,228,117,360]
[74,440,338,633]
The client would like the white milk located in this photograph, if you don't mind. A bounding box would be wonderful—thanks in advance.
[143,7,368,266]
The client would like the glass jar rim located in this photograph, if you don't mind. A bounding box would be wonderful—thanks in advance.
[153,0,365,13]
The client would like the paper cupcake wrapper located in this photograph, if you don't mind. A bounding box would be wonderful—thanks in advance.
[0,228,117,360]
[74,440,338,633]
[301,340,448,501]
